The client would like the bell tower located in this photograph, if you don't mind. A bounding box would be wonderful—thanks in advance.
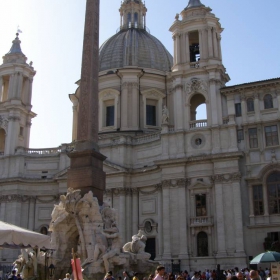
[0,34,36,155]
[169,0,230,133]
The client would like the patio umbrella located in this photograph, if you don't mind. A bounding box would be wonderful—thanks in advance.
[0,220,50,249]
[250,251,280,264]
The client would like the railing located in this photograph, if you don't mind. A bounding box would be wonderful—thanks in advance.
[23,147,62,155]
[190,61,200,68]
[223,117,229,125]
[168,125,175,132]
[190,216,213,226]
[189,119,207,129]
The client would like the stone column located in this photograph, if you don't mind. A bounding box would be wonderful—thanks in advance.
[254,93,260,121]
[232,181,245,255]
[28,197,36,230]
[214,182,227,256]
[131,83,138,129]
[8,74,15,99]
[173,36,177,65]
[213,28,218,58]
[16,72,23,98]
[185,32,190,63]
[207,27,214,58]
[241,93,247,123]
[217,35,222,60]
[212,127,221,153]
[176,34,181,64]
[209,79,218,125]
[162,181,171,259]
[157,185,163,258]
[25,119,32,148]
[125,189,132,242]
[132,189,139,234]
[121,83,128,130]
[178,180,188,258]
[119,190,126,242]
[5,116,20,155]
[173,84,184,130]
[0,76,3,101]
[199,30,203,60]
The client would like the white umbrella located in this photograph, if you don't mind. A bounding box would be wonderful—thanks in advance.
[0,220,50,249]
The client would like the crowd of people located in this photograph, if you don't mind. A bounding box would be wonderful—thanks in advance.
[103,266,272,280]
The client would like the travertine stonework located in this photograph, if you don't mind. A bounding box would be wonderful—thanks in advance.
[1,0,280,273]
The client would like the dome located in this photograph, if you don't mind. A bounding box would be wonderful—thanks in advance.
[99,28,173,72]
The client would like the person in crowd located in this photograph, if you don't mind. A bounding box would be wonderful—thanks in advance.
[154,266,165,280]
[265,269,270,278]
[16,274,22,280]
[267,273,271,280]
[168,273,175,280]
[249,270,259,280]
[105,271,116,280]
[8,271,17,280]
[183,271,191,280]
[123,271,130,280]
[148,274,154,280]
[236,272,244,280]
[63,273,71,280]
[133,272,139,280]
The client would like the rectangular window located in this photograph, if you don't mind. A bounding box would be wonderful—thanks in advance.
[106,106,115,127]
[235,103,242,117]
[19,127,24,136]
[146,105,156,126]
[253,185,264,215]
[248,128,258,148]
[237,129,244,142]
[196,194,207,217]
[265,125,279,146]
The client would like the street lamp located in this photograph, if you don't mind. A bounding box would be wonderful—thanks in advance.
[48,264,55,279]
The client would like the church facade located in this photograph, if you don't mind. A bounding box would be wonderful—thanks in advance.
[1,0,280,271]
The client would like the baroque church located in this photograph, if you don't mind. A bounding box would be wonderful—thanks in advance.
[1,0,280,271]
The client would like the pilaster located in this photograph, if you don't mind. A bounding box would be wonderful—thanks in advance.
[207,27,214,58]
[132,188,139,234]
[162,181,171,259]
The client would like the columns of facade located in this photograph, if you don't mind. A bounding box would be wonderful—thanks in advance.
[207,27,214,58]
[28,197,36,230]
[228,125,238,152]
[0,76,3,101]
[27,78,33,106]
[276,90,280,118]
[121,83,128,130]
[217,35,222,60]
[8,74,15,99]
[5,116,20,155]
[132,83,138,129]
[173,85,184,130]
[212,28,219,58]
[119,190,126,242]
[185,32,190,64]
[162,182,171,259]
[212,127,221,153]
[209,80,218,125]
[178,180,188,258]
[198,30,203,60]
[125,190,132,242]
[25,119,32,148]
[176,34,181,64]
[173,36,177,65]
[232,181,245,255]
[181,33,186,63]
[132,189,139,235]
[157,186,163,258]
[16,72,23,98]
[254,93,260,121]
[214,183,227,256]
[241,93,247,123]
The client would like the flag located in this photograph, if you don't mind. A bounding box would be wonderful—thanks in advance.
[17,25,23,33]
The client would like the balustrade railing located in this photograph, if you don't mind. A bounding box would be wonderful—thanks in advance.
[190,61,200,68]
[23,147,62,155]
[189,119,207,129]
[190,216,213,225]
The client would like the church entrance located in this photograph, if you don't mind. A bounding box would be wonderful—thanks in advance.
[145,237,156,260]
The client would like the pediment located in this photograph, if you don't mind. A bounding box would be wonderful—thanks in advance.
[53,168,69,180]
[103,160,127,174]
[188,180,212,190]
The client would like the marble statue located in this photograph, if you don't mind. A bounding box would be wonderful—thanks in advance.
[162,105,169,124]
[123,230,151,260]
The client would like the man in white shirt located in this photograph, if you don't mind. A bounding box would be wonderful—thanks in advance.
[154,266,165,280]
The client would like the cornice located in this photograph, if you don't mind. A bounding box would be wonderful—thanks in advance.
[212,172,241,183]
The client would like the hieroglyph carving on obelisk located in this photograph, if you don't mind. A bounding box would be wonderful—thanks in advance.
[77,0,99,143]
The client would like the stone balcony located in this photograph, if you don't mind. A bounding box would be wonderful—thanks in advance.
[189,119,207,129]
[190,216,213,227]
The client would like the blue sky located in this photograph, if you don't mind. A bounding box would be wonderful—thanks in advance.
[0,0,279,148]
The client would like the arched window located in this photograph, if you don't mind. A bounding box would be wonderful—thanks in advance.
[264,94,273,109]
[267,171,280,214]
[0,128,5,155]
[127,13,132,28]
[247,98,254,112]
[134,13,138,27]
[197,231,208,257]
[189,94,207,128]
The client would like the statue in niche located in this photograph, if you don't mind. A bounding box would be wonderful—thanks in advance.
[123,230,151,260]
[162,105,169,125]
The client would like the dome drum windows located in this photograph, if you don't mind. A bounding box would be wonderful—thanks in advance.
[99,89,120,131]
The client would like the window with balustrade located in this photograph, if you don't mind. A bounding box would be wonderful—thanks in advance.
[247,98,254,112]
[248,128,258,148]
[196,194,207,216]
[190,94,207,128]
[197,231,208,257]
[265,125,279,147]
[264,94,273,109]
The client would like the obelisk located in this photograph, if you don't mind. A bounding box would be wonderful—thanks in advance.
[67,0,106,203]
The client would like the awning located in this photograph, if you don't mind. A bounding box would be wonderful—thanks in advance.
[0,220,51,249]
